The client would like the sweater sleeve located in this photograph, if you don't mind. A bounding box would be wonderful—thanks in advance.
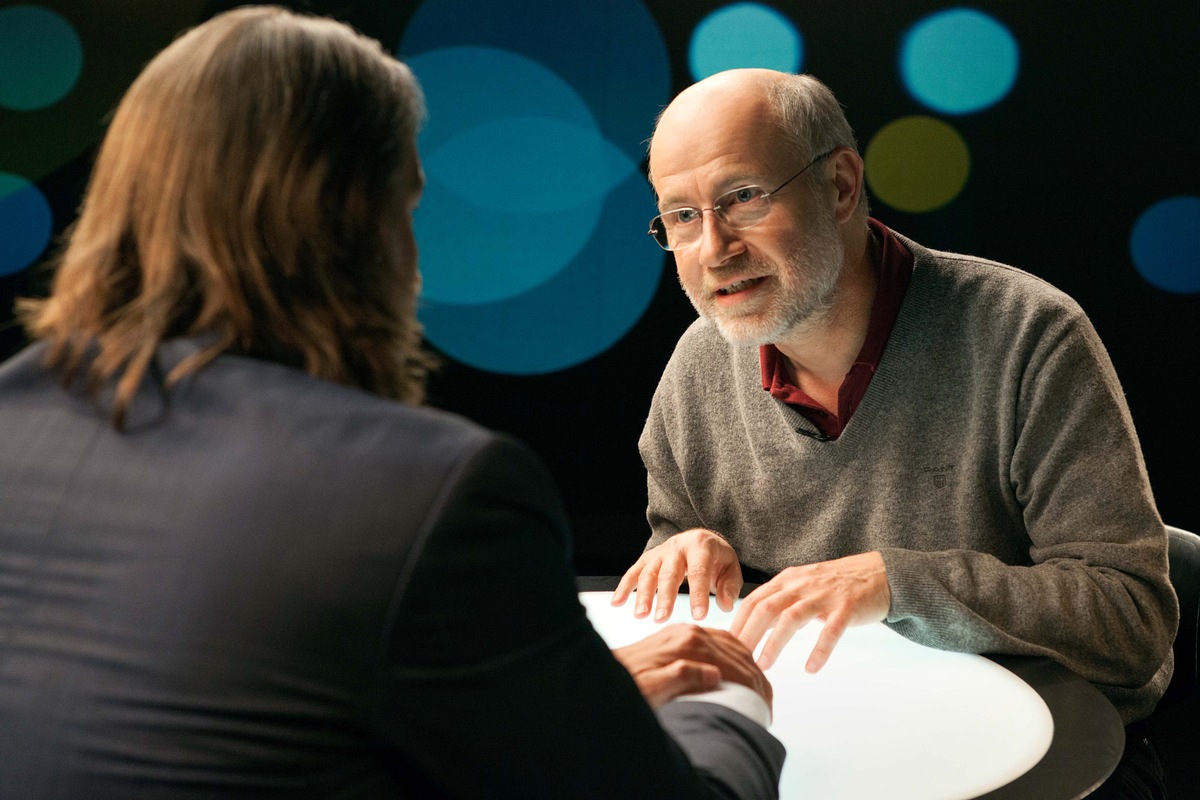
[641,366,708,550]
[880,312,1178,723]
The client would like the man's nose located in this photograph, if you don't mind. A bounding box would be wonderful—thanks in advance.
[696,210,746,269]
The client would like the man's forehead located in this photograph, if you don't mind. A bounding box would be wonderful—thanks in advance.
[649,81,786,190]
[651,161,768,209]
[654,85,772,147]
[650,121,790,205]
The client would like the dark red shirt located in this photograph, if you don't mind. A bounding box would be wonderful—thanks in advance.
[759,219,914,439]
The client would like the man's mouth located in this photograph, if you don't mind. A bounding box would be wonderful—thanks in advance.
[716,277,766,296]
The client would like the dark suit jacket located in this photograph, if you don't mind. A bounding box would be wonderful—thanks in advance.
[0,339,784,799]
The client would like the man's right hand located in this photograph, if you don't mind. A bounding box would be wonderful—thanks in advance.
[612,529,743,622]
[611,623,772,711]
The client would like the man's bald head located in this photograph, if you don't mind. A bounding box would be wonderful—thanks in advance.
[649,70,861,203]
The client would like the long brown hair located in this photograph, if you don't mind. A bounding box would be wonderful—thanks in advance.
[19,5,432,428]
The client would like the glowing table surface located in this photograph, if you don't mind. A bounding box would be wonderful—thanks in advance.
[578,585,1124,800]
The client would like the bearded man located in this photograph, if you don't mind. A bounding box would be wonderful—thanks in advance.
[614,69,1176,800]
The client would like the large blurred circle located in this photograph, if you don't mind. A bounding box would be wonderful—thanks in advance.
[900,8,1019,115]
[0,5,84,111]
[0,173,54,275]
[865,116,971,213]
[689,3,803,80]
[400,0,669,374]
[1130,196,1200,294]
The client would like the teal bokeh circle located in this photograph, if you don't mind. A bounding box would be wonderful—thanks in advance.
[689,3,803,80]
[400,0,669,375]
[0,5,84,111]
[900,8,1018,115]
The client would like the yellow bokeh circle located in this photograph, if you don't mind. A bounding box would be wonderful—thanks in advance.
[864,116,971,213]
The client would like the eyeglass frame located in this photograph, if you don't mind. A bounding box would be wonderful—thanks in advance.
[646,148,837,252]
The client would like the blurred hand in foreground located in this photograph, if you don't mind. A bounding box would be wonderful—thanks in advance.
[611,623,772,711]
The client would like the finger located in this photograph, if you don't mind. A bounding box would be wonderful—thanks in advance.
[805,611,849,674]
[612,560,644,606]
[694,630,759,679]
[634,559,661,618]
[654,554,685,621]
[640,661,720,708]
[728,601,749,638]
[696,632,774,710]
[756,603,812,671]
[713,562,744,612]
[686,560,713,621]
[729,584,780,646]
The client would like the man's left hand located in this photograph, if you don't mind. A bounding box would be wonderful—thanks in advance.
[729,551,891,672]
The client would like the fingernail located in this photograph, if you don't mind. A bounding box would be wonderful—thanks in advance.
[691,606,703,620]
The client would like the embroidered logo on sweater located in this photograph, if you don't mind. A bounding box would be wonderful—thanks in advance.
[922,463,955,488]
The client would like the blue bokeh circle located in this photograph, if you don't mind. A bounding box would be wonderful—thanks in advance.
[0,5,84,111]
[689,3,803,80]
[0,173,54,276]
[900,8,1019,115]
[408,47,638,305]
[417,169,661,374]
[400,0,670,375]
[1130,196,1200,294]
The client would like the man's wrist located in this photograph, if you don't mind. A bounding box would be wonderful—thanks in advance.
[669,680,771,727]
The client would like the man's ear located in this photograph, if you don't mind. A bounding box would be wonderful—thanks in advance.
[828,148,865,224]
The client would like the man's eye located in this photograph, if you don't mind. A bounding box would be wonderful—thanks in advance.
[674,208,701,225]
[729,187,765,205]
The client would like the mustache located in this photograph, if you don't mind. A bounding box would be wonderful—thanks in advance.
[704,258,776,286]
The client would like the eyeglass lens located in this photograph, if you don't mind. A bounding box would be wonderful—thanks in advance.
[648,150,834,251]
[651,186,773,250]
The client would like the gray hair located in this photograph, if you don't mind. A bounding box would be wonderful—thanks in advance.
[764,74,865,210]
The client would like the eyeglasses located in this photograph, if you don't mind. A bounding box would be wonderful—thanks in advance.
[647,149,835,251]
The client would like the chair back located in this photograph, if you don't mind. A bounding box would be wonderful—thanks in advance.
[1159,525,1200,710]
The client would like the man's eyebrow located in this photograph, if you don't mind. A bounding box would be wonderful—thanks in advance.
[655,194,695,213]
[655,173,766,212]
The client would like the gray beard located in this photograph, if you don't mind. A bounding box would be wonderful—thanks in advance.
[687,211,845,347]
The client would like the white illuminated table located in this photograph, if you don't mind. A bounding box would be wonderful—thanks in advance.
[578,584,1124,800]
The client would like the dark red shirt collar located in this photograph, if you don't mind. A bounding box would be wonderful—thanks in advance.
[759,219,913,438]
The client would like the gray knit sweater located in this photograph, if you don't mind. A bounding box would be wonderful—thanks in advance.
[639,231,1178,723]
